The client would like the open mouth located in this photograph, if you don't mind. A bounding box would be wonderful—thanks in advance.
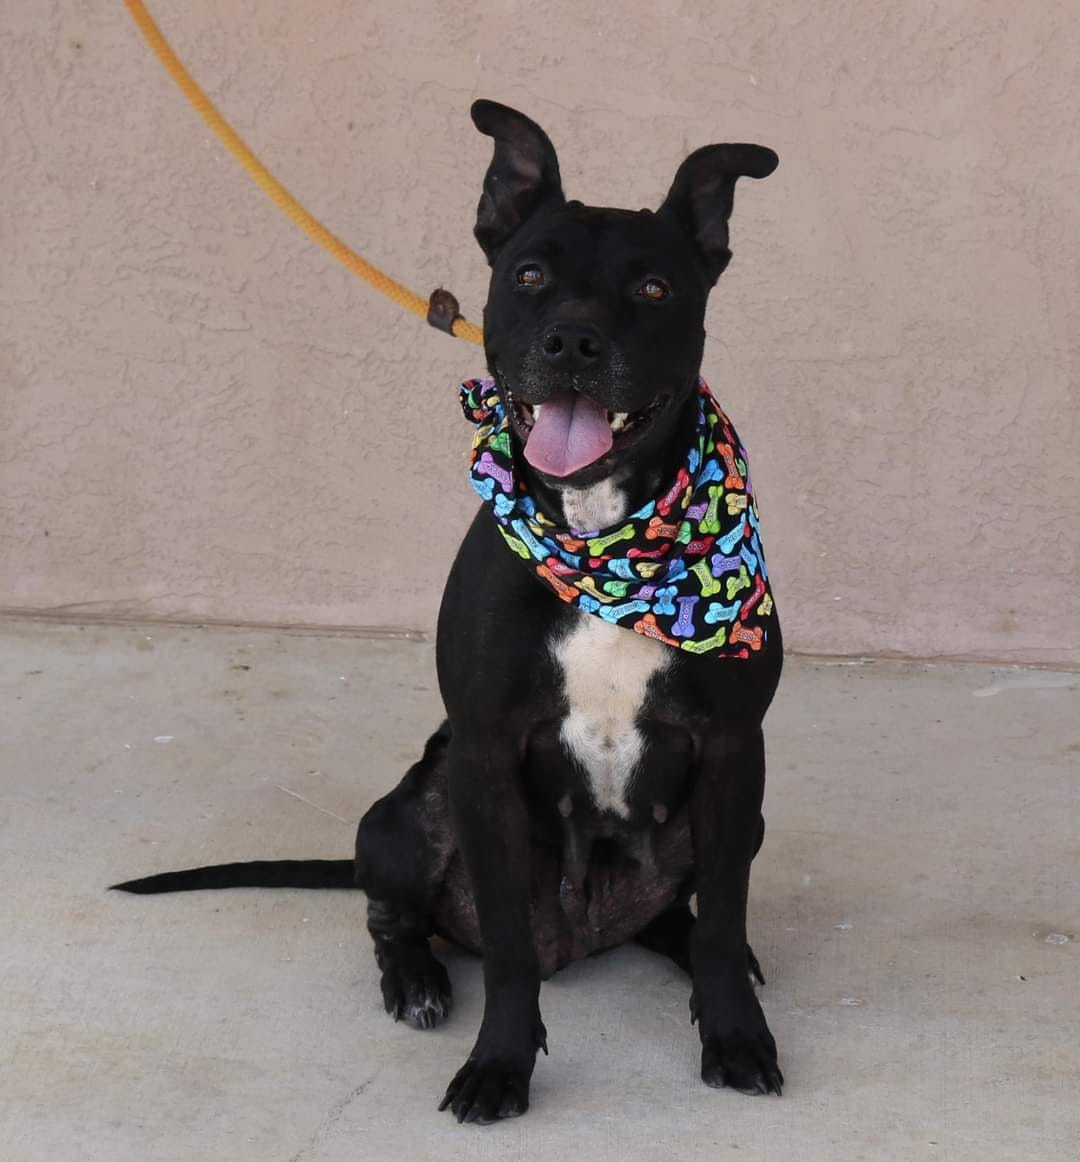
[505,388,669,478]
[508,396,668,440]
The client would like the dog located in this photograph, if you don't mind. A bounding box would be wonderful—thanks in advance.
[114,100,783,1124]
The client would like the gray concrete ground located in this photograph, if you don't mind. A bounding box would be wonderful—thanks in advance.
[2,620,1077,1161]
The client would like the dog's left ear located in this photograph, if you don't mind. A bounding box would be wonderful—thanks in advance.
[471,99,565,263]
[658,144,778,284]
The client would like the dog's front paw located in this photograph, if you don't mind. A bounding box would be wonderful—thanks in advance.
[700,1024,783,1096]
[439,1057,532,1124]
[379,951,452,1030]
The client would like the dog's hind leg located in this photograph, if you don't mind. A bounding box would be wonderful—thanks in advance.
[635,904,766,986]
[636,902,695,974]
[366,898,452,1030]
[355,722,456,1030]
[636,815,768,986]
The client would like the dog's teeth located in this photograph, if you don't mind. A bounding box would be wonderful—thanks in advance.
[610,412,629,432]
[532,403,542,420]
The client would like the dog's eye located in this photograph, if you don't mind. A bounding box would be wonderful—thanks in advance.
[516,265,545,288]
[638,278,670,302]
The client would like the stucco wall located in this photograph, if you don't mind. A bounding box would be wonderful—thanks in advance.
[3,1,1079,664]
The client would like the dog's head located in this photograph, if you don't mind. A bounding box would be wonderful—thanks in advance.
[471,100,777,486]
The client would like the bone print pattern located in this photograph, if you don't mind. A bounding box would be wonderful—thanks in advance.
[461,378,775,658]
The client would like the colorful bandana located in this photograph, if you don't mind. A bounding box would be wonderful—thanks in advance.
[460,378,775,658]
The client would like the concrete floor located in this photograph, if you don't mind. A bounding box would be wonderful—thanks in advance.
[2,620,1078,1161]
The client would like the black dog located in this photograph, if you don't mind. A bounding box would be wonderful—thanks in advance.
[115,100,783,1123]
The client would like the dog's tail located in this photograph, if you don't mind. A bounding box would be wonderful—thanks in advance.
[110,859,356,895]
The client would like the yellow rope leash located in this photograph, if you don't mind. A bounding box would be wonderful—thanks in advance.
[124,0,484,346]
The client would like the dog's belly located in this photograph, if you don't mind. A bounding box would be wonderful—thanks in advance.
[551,611,671,818]
[434,808,695,978]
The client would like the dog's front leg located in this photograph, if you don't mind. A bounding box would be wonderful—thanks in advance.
[690,727,783,1095]
[439,735,545,1123]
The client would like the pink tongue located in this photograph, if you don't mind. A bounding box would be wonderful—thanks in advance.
[523,392,614,478]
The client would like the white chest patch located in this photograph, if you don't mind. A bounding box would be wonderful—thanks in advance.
[552,612,671,817]
[560,479,628,532]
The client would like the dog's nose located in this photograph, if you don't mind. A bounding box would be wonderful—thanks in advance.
[540,323,607,370]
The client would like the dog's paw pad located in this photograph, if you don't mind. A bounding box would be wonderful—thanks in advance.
[701,1029,783,1096]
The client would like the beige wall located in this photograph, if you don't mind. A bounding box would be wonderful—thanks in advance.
[3,1,1079,664]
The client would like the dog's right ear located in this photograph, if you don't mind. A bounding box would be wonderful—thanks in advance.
[658,143,779,284]
[470,100,565,264]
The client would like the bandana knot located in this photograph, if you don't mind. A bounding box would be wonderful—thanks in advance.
[460,378,775,658]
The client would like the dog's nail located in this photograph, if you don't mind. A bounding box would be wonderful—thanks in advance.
[557,795,573,818]
[652,803,668,825]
